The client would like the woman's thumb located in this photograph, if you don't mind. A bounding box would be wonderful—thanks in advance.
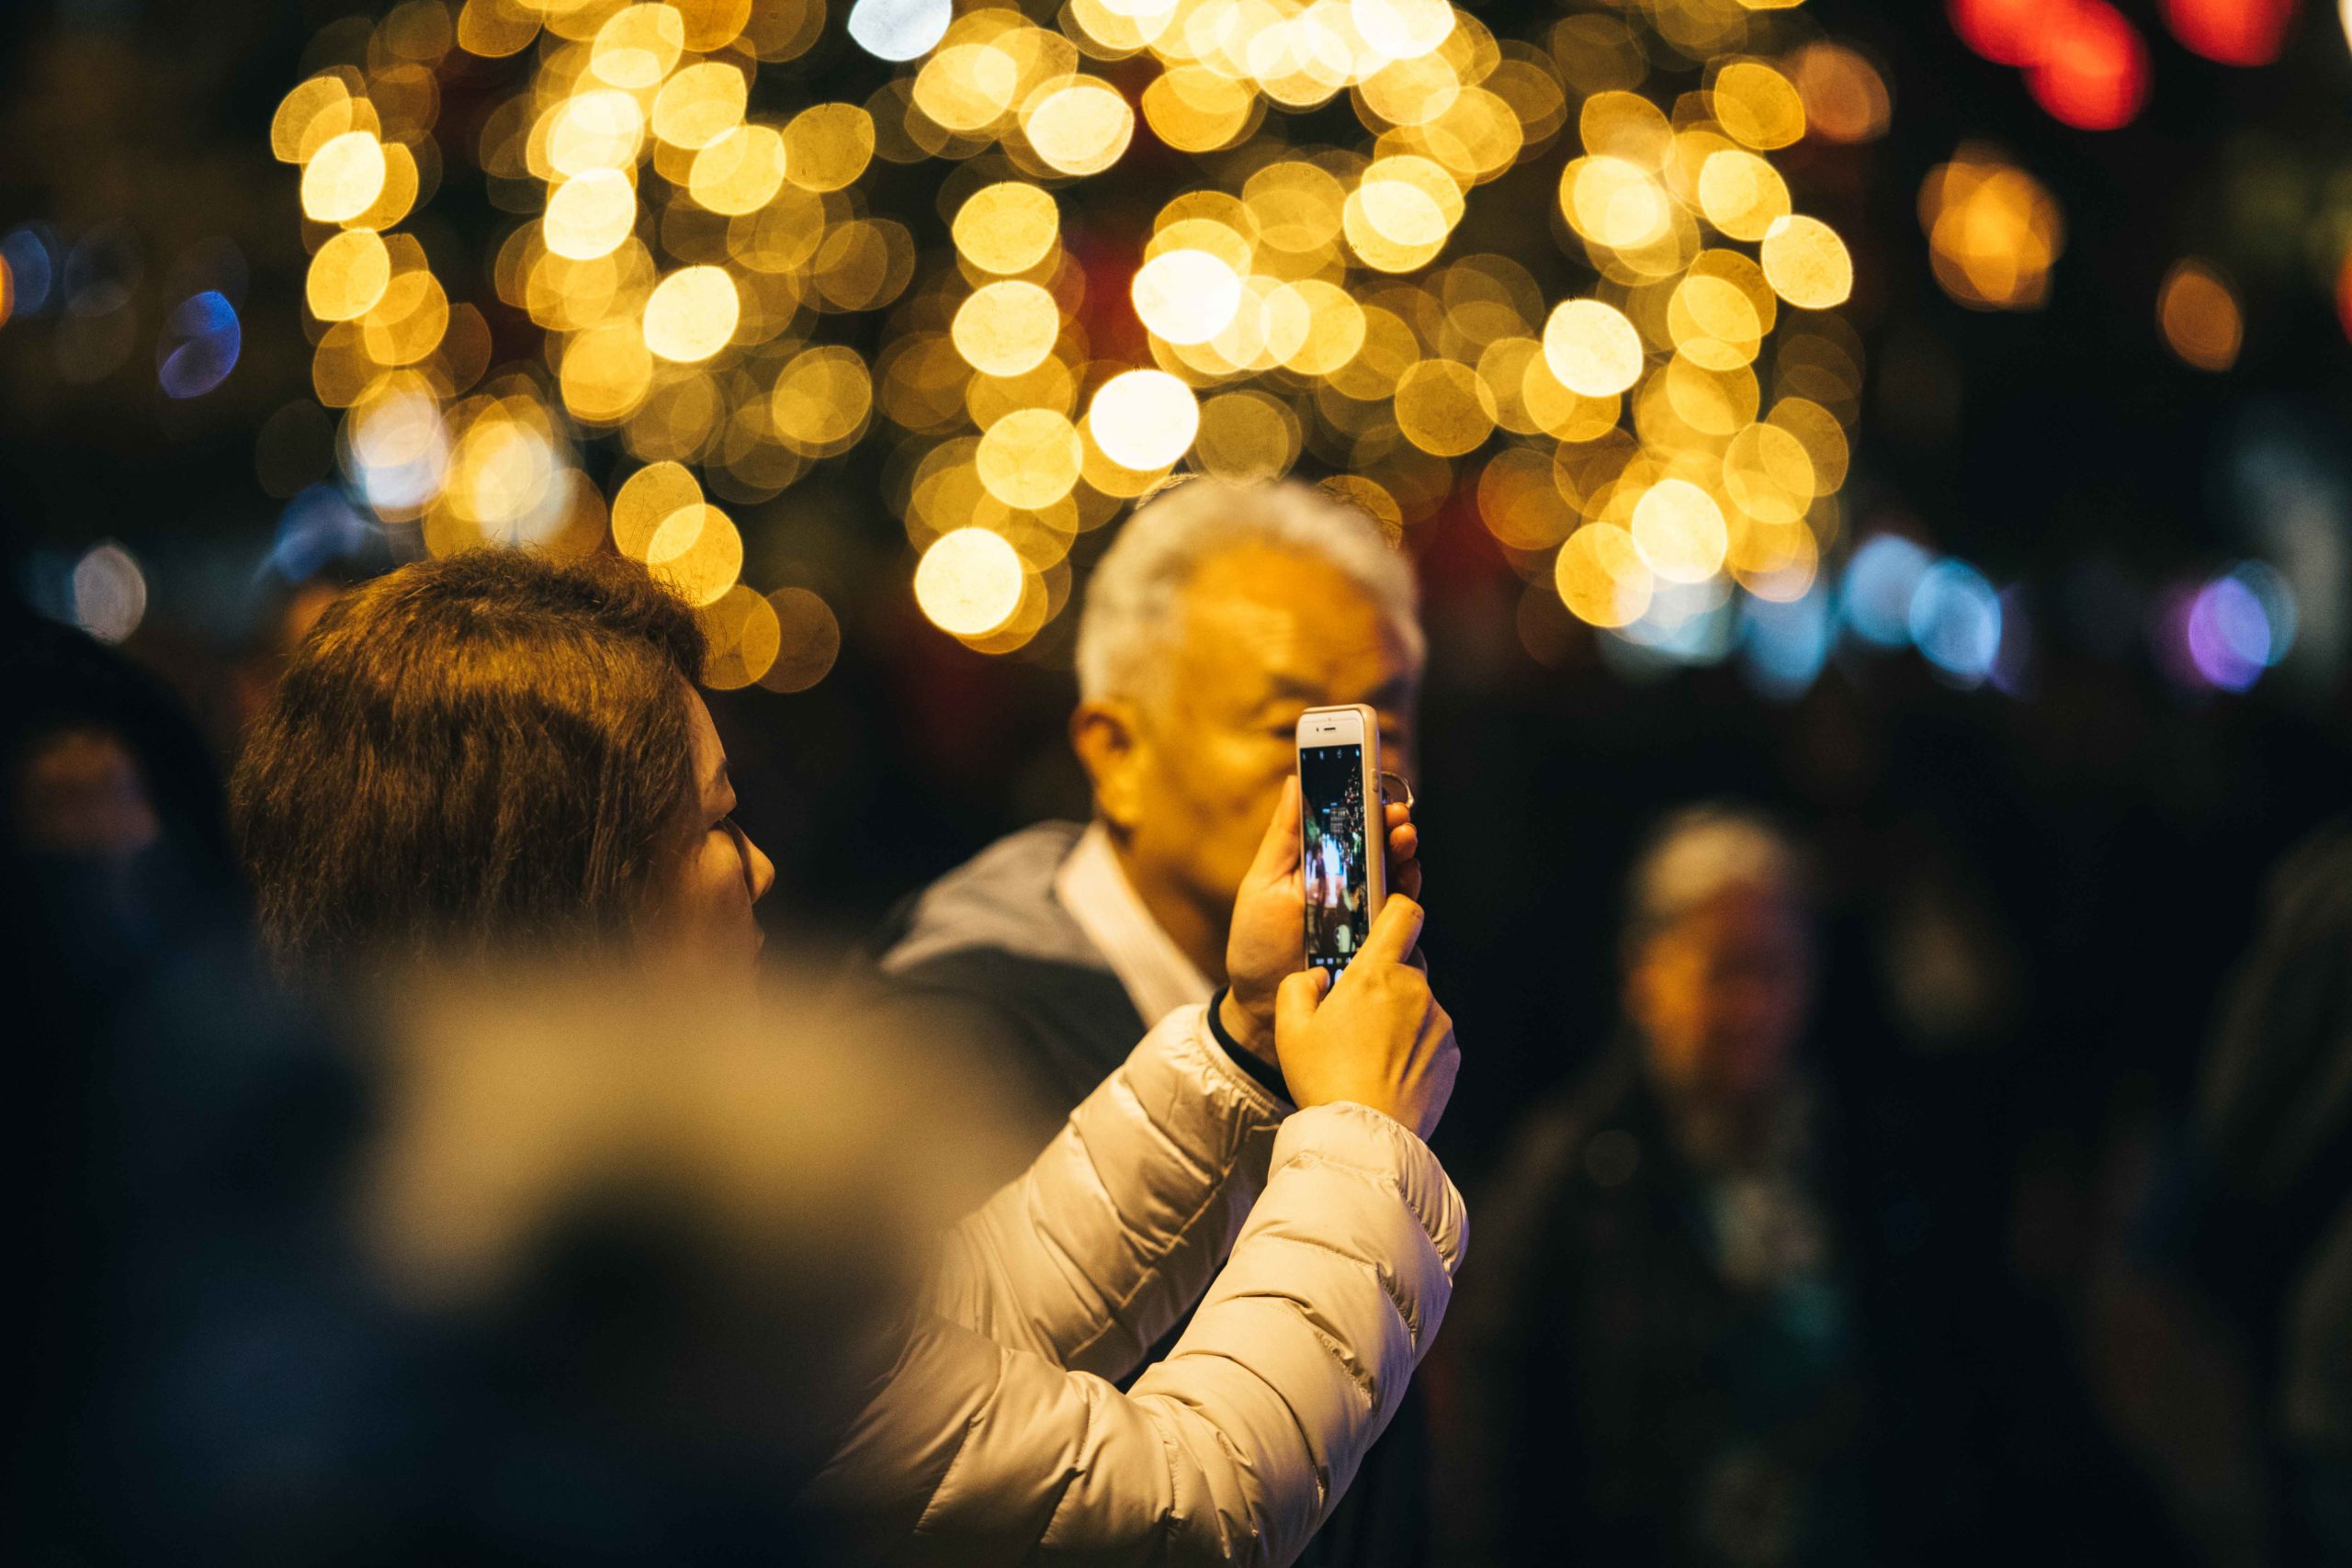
[1275,967,1331,1043]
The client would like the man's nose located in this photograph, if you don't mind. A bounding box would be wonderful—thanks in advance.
[746,835,777,904]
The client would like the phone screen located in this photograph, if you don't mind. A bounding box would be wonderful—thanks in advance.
[1301,742,1370,974]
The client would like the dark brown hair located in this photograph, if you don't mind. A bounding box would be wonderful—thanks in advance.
[232,549,707,973]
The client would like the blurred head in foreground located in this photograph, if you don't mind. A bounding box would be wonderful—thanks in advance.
[232,549,774,977]
[1622,805,1814,1110]
[1071,477,1424,976]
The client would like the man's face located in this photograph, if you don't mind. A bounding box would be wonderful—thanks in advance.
[1626,884,1813,1102]
[1123,545,1417,937]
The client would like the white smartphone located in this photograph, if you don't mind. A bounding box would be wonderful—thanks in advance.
[1296,703,1385,976]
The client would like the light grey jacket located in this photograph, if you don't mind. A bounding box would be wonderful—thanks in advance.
[807,1002,1467,1566]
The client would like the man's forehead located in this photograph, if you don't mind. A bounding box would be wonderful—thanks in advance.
[1170,545,1411,699]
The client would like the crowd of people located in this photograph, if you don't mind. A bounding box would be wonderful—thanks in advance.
[8,477,2348,1565]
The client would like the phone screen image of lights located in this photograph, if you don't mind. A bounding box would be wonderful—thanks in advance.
[1301,743,1370,974]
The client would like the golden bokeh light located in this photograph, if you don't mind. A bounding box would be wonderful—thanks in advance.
[1631,478,1730,583]
[1345,156,1464,272]
[546,90,647,176]
[1759,216,1854,310]
[642,265,740,362]
[1711,61,1806,151]
[954,183,1059,274]
[1696,151,1792,243]
[1143,66,1259,152]
[689,123,789,214]
[646,502,744,606]
[976,406,1084,508]
[273,74,354,163]
[915,526,1026,637]
[1132,249,1244,345]
[1393,359,1498,457]
[1555,523,1653,628]
[952,281,1062,377]
[307,229,391,321]
[783,103,875,192]
[560,321,656,423]
[591,4,687,91]
[698,584,784,690]
[544,169,639,260]
[302,130,390,224]
[1564,156,1674,251]
[771,345,875,454]
[277,0,1872,671]
[1088,369,1200,470]
[2158,259,2244,372]
[1543,299,1645,397]
[653,62,749,149]
[1195,389,1302,482]
[1023,79,1135,176]
[1921,147,2064,310]
[762,586,842,692]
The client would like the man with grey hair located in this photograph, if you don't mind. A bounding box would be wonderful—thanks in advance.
[860,476,1432,1568]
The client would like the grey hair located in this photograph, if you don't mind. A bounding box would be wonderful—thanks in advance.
[1623,804,1807,957]
[1074,478,1425,705]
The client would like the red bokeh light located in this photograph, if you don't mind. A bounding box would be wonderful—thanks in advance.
[2027,2,2151,130]
[2160,0,2296,66]
[1950,0,2056,64]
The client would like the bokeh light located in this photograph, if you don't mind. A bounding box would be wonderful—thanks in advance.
[2159,259,2244,371]
[264,0,1876,682]
[71,541,148,645]
[2028,2,2150,131]
[2161,0,2296,66]
[1843,534,1934,649]
[915,526,1024,636]
[1921,148,2064,310]
[1908,558,2003,686]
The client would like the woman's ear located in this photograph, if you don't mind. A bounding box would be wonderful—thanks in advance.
[1069,700,1146,832]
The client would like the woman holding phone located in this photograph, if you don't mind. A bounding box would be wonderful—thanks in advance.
[232,547,1465,1566]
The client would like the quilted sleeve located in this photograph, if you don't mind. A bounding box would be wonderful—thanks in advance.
[922,1003,1287,1382]
[808,1100,1466,1568]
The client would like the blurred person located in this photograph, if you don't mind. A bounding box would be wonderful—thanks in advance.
[1438,806,1871,1568]
[3,598,250,1561]
[230,546,1470,1563]
[859,476,1431,1567]
[2085,821,2352,1564]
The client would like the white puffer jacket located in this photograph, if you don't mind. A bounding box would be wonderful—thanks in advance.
[808,1001,1467,1566]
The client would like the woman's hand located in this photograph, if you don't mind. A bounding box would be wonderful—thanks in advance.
[1221,775,1423,1066]
[1272,897,1457,1140]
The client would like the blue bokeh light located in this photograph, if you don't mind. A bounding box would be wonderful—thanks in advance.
[1739,587,1834,701]
[2,225,55,315]
[269,485,375,581]
[1907,559,2003,685]
[1841,534,1933,648]
[157,290,240,399]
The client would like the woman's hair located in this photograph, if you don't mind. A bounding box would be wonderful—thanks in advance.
[232,549,706,973]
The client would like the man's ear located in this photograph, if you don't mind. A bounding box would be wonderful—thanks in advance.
[1070,699,1146,832]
